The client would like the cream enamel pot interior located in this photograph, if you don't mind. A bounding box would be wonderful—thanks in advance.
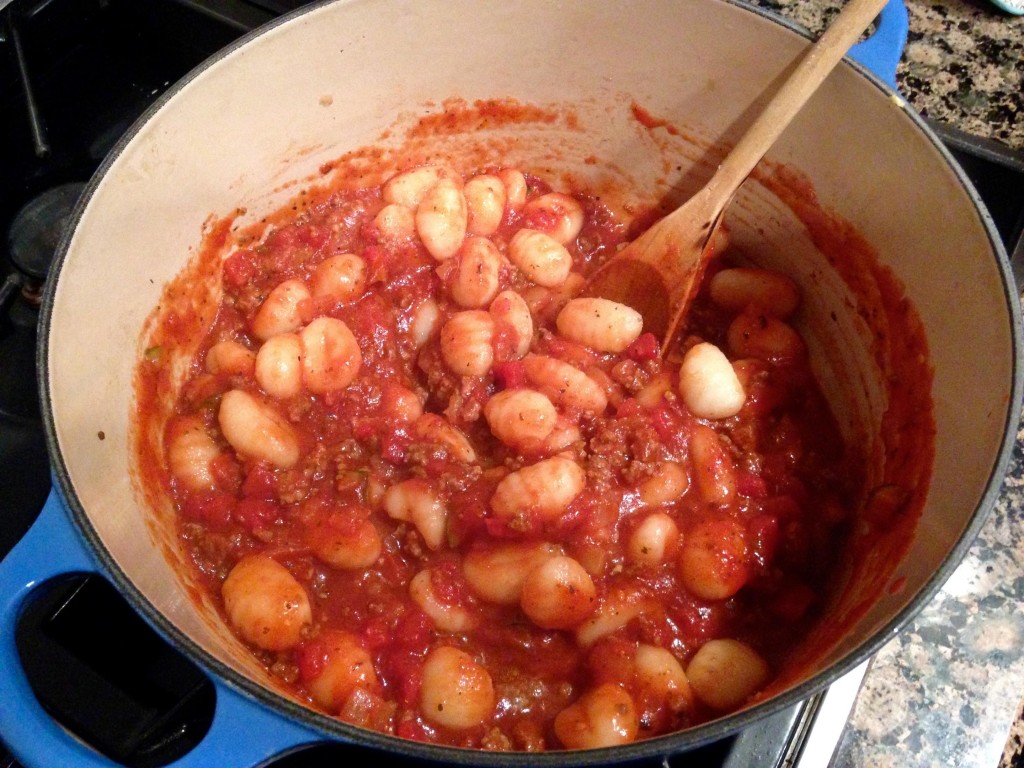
[0,0,1021,765]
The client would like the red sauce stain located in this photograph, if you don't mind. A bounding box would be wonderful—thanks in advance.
[750,161,935,692]
[407,98,562,138]
[631,102,680,136]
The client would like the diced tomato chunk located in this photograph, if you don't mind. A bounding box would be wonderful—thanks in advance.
[209,454,242,491]
[296,637,329,683]
[492,360,526,390]
[650,400,690,452]
[381,428,411,464]
[352,419,377,441]
[222,249,257,288]
[361,245,389,282]
[761,495,802,520]
[180,492,235,528]
[625,332,659,361]
[362,617,391,651]
[234,497,280,531]
[586,636,636,685]
[521,206,558,234]
[736,470,768,499]
[296,222,330,250]
[242,463,278,499]
[429,558,473,605]
[669,593,731,642]
[491,322,519,363]
[379,611,431,708]
[615,398,642,418]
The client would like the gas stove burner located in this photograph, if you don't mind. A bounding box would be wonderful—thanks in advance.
[0,182,84,426]
[6,181,86,305]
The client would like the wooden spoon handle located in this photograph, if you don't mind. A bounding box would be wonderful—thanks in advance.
[707,0,890,206]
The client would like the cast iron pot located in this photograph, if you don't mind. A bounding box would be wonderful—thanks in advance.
[1,1,1021,766]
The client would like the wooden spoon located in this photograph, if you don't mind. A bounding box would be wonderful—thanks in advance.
[583,0,890,350]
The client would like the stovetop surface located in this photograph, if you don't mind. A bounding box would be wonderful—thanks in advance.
[1,1,1022,767]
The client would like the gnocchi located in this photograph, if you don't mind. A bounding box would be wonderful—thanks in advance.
[205,339,255,377]
[462,541,562,605]
[678,517,749,600]
[488,289,533,359]
[634,644,694,715]
[497,167,527,211]
[507,228,572,287]
[300,316,362,393]
[490,456,587,524]
[383,165,451,208]
[678,342,746,419]
[222,555,311,651]
[416,177,468,261]
[300,630,378,712]
[251,278,310,341]
[483,388,557,449]
[306,508,382,570]
[420,647,495,730]
[727,308,806,361]
[709,267,800,318]
[553,683,639,749]
[463,174,507,236]
[522,354,608,414]
[556,297,644,354]
[449,236,503,308]
[217,389,299,468]
[373,203,417,241]
[636,462,689,507]
[522,191,585,245]
[440,310,495,376]
[687,639,770,711]
[167,415,222,492]
[626,512,680,568]
[311,253,367,305]
[382,479,448,551]
[409,568,477,633]
[519,555,597,629]
[254,332,303,399]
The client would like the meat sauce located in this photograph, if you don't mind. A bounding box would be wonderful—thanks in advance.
[141,163,863,751]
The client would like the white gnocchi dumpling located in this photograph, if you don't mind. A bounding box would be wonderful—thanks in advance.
[217,390,299,469]
[686,639,770,711]
[678,341,746,419]
[490,456,586,523]
[222,556,311,651]
[251,279,310,341]
[420,647,495,729]
[555,297,643,353]
[553,683,639,749]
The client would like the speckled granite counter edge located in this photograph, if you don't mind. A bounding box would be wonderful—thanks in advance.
[833,409,1024,768]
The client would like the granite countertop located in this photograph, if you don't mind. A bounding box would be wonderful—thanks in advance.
[755,0,1023,150]
[750,1,1024,766]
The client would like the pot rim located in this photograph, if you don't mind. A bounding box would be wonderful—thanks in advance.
[35,0,1024,764]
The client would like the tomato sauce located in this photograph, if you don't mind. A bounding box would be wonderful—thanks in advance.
[131,119,929,750]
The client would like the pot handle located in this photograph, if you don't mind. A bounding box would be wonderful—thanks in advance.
[847,0,908,90]
[0,490,323,768]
